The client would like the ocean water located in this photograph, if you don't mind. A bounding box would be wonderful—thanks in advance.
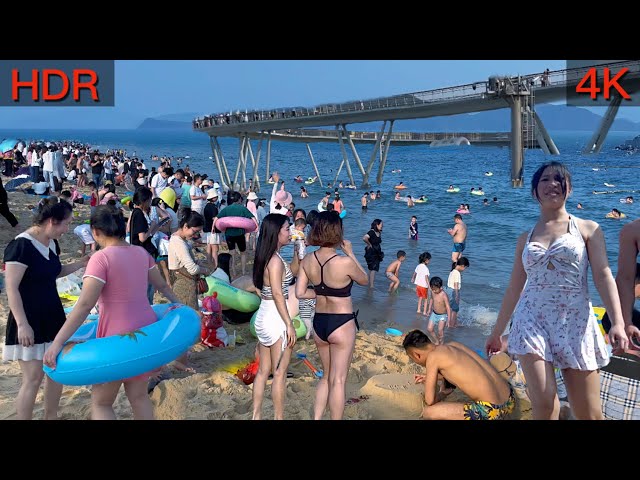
[3,128,639,352]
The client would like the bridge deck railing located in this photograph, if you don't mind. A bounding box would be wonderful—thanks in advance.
[193,61,640,131]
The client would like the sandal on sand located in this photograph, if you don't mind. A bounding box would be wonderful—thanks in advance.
[268,372,295,379]
[345,395,370,405]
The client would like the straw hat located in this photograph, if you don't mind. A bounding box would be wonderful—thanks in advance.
[274,189,292,207]
[206,189,219,200]
[247,191,258,200]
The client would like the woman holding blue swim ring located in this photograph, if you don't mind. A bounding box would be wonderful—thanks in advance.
[43,205,180,420]
[296,212,369,419]
[252,213,299,420]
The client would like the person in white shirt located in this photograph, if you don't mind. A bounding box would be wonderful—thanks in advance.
[189,174,206,215]
[42,147,55,190]
[411,252,432,315]
[150,166,170,198]
[446,257,470,328]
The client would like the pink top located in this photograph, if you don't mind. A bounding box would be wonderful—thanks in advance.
[84,246,157,338]
[246,200,257,217]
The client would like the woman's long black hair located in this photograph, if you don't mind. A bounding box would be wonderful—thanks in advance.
[217,252,232,279]
[253,213,289,290]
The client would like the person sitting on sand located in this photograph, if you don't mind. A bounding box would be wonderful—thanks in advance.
[403,329,515,420]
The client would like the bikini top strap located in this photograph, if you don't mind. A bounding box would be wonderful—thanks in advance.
[314,251,339,284]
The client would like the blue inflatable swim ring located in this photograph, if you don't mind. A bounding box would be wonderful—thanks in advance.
[44,303,199,386]
[339,209,347,219]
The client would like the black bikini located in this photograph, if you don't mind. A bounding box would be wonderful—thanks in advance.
[312,251,359,342]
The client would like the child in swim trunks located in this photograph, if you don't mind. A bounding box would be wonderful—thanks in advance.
[385,250,406,293]
[425,277,451,344]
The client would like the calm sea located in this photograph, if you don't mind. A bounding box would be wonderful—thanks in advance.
[3,128,638,351]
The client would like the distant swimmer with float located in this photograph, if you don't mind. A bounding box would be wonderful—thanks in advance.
[606,208,626,219]
[485,171,493,176]
[447,185,460,193]
[394,182,407,190]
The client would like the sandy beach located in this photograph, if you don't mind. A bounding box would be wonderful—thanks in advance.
[0,181,531,420]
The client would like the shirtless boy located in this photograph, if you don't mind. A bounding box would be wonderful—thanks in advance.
[447,213,467,264]
[425,277,451,345]
[385,250,406,293]
[403,329,515,420]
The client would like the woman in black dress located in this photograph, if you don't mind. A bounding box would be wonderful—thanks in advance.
[362,218,384,288]
[3,197,88,419]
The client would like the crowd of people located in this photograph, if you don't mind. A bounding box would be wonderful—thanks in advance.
[2,154,639,421]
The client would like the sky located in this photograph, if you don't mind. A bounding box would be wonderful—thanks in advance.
[1,60,636,129]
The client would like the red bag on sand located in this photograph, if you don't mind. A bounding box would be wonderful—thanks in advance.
[236,358,260,385]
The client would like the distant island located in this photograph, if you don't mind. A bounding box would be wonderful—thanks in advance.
[137,104,640,133]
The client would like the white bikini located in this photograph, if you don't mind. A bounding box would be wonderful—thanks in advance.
[254,253,294,348]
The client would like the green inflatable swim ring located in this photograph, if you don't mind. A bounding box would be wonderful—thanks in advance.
[446,187,460,193]
[120,196,132,206]
[205,276,260,312]
[250,311,307,340]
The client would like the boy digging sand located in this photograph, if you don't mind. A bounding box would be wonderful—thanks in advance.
[386,250,406,293]
[403,329,515,420]
[425,277,451,345]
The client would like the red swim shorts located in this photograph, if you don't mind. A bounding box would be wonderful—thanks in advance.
[416,286,428,299]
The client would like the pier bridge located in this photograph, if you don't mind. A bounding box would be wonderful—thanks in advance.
[194,60,640,190]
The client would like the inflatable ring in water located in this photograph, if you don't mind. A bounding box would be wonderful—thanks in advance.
[249,311,307,340]
[43,303,200,386]
[215,216,258,233]
[205,276,261,312]
[317,201,327,212]
[446,188,460,193]
[394,185,407,190]
[456,209,470,214]
[605,213,626,219]
[471,191,485,196]
[414,198,428,203]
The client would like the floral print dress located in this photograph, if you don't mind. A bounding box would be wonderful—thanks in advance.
[508,216,609,370]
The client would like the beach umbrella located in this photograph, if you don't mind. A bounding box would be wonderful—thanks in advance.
[4,175,31,191]
[0,138,18,153]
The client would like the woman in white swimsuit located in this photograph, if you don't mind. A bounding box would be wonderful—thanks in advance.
[486,162,629,420]
[251,213,299,420]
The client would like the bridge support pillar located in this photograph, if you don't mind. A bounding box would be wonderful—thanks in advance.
[341,125,366,179]
[265,132,272,183]
[583,96,622,154]
[233,136,246,190]
[251,134,263,192]
[336,126,356,186]
[376,120,395,184]
[509,96,524,187]
[212,136,231,189]
[306,143,324,187]
[362,121,386,188]
[210,136,229,191]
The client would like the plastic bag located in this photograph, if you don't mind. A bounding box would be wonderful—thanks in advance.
[236,358,260,385]
[56,276,82,297]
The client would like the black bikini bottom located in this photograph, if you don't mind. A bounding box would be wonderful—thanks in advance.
[313,310,359,342]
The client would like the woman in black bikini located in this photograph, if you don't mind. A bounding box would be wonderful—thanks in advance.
[296,211,368,419]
